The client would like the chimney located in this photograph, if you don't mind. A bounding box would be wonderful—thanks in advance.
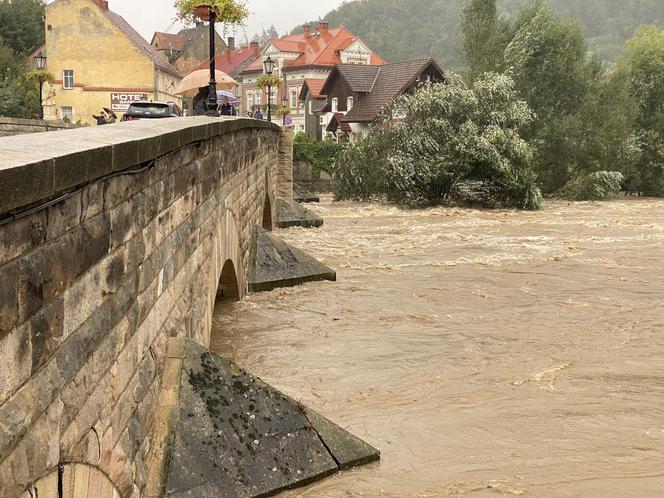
[227,36,235,51]
[303,24,311,38]
[318,22,329,34]
[91,0,109,10]
[250,41,260,57]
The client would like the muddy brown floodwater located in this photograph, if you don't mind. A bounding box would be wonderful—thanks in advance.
[210,197,664,497]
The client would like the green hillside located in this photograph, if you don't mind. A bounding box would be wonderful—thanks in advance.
[302,0,664,68]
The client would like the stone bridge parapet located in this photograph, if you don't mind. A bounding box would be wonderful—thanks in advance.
[0,117,74,138]
[0,117,287,497]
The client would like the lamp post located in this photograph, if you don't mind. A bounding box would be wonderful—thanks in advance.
[34,51,47,120]
[263,56,274,122]
[206,5,218,116]
[281,96,288,125]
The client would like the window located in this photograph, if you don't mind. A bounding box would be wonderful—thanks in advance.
[290,87,298,110]
[254,90,262,105]
[331,97,338,112]
[246,91,253,111]
[63,70,74,89]
[60,106,73,123]
[308,100,313,114]
[347,96,354,110]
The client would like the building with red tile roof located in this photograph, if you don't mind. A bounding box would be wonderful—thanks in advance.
[240,22,384,132]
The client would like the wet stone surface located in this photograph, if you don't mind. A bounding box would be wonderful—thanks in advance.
[276,198,324,229]
[293,187,320,204]
[165,341,378,497]
[248,227,336,293]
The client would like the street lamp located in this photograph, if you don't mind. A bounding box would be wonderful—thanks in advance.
[34,51,47,120]
[263,56,274,122]
[206,5,218,116]
[281,96,288,125]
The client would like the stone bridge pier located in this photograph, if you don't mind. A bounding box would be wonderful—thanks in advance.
[0,117,292,497]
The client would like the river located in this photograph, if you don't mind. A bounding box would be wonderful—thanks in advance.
[210,197,664,497]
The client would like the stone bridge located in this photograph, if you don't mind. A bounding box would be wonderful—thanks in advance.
[0,117,292,497]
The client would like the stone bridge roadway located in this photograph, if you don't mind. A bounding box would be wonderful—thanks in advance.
[0,117,292,497]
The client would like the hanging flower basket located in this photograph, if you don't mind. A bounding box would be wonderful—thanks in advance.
[194,5,211,21]
[174,0,249,26]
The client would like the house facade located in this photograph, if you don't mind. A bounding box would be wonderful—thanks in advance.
[43,0,182,125]
[299,79,327,140]
[240,22,384,132]
[151,25,227,76]
[318,58,445,140]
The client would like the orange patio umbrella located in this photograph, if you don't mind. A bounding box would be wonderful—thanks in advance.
[175,69,238,97]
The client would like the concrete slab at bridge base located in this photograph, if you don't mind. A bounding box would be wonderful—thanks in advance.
[163,340,379,497]
[276,197,324,229]
[248,227,336,293]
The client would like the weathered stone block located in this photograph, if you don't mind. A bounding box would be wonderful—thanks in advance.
[29,298,64,375]
[0,322,31,404]
[0,211,47,267]
[53,144,113,192]
[0,158,55,216]
[0,260,19,337]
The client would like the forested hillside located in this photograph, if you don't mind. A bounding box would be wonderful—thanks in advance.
[300,0,664,67]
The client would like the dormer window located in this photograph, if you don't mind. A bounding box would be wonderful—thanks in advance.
[331,97,338,112]
[347,97,354,110]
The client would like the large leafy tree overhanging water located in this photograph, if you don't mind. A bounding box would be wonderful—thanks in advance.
[335,74,543,210]
[460,0,664,197]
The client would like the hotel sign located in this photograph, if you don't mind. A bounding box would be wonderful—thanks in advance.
[110,92,148,111]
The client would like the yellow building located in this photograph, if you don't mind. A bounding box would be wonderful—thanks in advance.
[43,0,182,125]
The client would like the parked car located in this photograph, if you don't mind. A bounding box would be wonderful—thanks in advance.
[120,101,182,121]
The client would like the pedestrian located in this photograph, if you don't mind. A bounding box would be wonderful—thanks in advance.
[192,86,209,116]
[246,110,253,118]
[103,107,117,124]
[92,111,106,125]
[219,97,235,116]
[253,106,263,120]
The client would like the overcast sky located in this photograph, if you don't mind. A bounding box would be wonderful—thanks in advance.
[97,0,347,41]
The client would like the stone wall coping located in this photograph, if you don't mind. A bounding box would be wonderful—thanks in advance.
[0,117,73,129]
[0,117,281,216]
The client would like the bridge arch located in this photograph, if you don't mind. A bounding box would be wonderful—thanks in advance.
[21,464,120,498]
[217,259,240,302]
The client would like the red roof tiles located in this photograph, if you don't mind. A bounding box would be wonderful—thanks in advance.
[152,32,185,52]
[301,79,327,99]
[243,27,384,73]
[194,45,260,78]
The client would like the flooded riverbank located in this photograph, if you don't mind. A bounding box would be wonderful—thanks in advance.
[211,197,664,497]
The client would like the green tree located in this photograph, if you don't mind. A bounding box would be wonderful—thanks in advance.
[461,0,511,80]
[0,41,40,118]
[0,0,45,55]
[619,26,664,195]
[504,2,596,191]
[335,74,542,210]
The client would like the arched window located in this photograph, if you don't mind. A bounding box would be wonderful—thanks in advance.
[331,97,338,112]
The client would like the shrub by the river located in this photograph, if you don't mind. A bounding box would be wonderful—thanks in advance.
[293,132,343,176]
[561,171,624,200]
[333,73,543,210]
